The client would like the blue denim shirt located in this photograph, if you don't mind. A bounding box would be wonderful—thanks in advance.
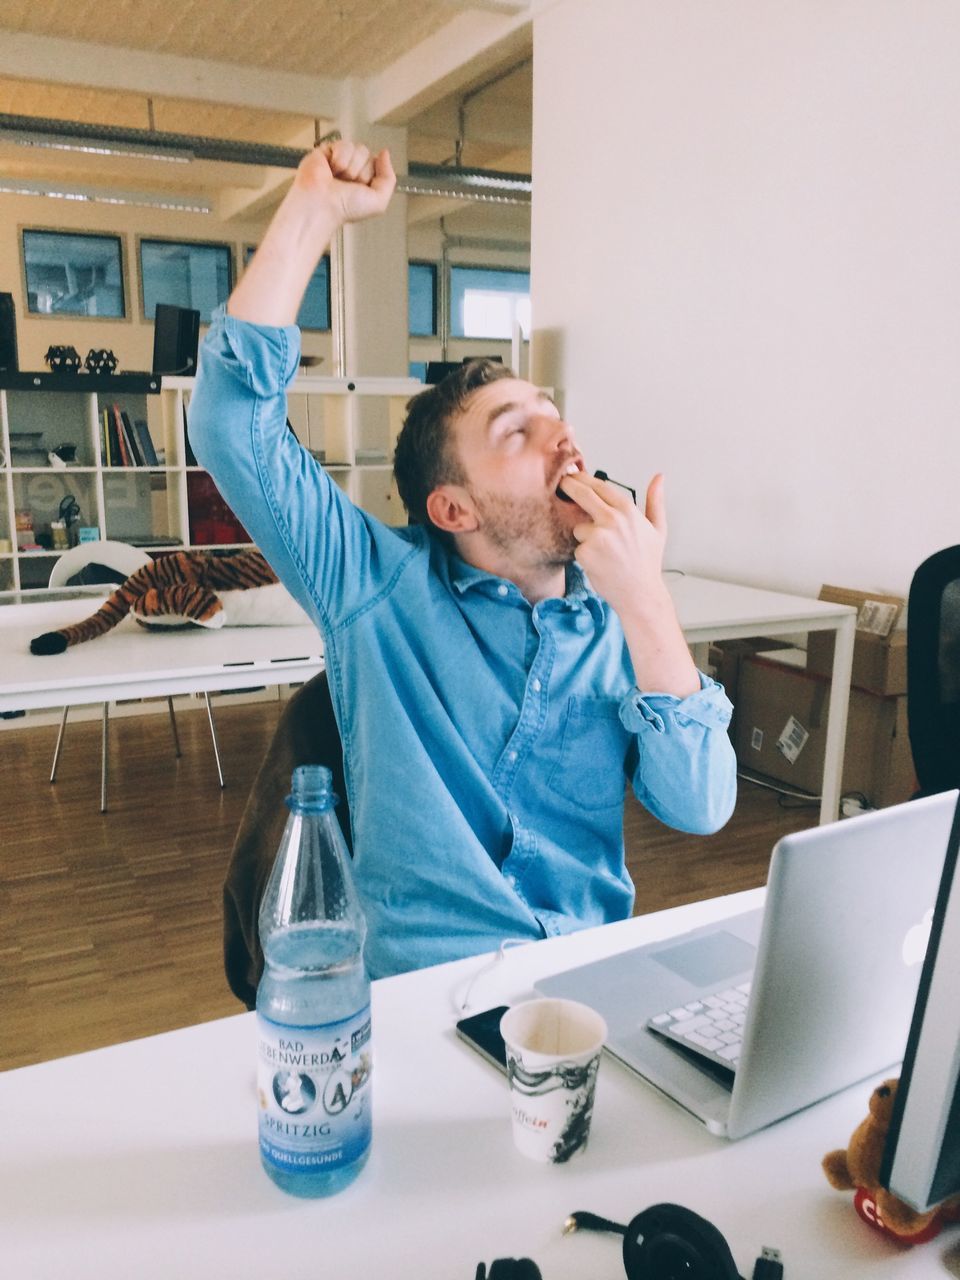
[189,310,736,977]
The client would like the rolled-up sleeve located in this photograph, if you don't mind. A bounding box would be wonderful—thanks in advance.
[620,673,737,834]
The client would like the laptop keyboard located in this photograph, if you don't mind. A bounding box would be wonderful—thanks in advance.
[647,981,752,1072]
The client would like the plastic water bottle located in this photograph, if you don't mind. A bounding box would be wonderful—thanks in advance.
[256,764,372,1197]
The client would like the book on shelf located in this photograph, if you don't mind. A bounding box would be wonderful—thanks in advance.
[101,408,112,465]
[111,404,131,466]
[103,406,124,466]
[119,409,144,466]
[182,400,197,466]
[133,418,159,466]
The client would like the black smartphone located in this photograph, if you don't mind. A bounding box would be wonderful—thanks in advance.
[455,1004,510,1074]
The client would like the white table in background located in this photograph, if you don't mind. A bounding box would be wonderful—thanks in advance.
[0,891,944,1280]
[0,574,854,820]
[0,594,324,712]
[0,595,324,805]
[665,573,856,823]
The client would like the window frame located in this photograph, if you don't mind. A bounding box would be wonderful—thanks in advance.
[137,234,234,325]
[448,262,531,341]
[243,245,332,333]
[408,259,439,337]
[20,225,129,323]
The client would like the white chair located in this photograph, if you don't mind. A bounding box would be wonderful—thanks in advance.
[47,540,225,812]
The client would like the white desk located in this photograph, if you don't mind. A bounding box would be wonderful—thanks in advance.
[0,595,324,711]
[666,573,856,823]
[0,892,948,1280]
[0,575,854,820]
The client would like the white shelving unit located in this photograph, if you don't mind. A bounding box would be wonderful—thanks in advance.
[0,371,423,604]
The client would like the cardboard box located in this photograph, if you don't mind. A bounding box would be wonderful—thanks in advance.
[734,651,916,808]
[806,584,907,696]
[709,637,792,739]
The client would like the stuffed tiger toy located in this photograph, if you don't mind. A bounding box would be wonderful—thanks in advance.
[30,549,310,656]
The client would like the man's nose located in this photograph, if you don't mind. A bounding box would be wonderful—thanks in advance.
[540,415,576,452]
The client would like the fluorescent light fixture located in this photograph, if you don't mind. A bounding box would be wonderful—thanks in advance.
[0,113,299,168]
[402,163,531,204]
[6,133,193,163]
[0,179,212,214]
[3,130,192,163]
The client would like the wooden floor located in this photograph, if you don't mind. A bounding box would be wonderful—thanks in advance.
[0,700,817,1072]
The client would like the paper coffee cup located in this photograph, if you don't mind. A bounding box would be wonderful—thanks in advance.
[500,998,607,1163]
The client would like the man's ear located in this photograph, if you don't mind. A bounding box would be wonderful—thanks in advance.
[425,484,479,535]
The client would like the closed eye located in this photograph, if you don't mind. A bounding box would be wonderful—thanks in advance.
[496,416,529,442]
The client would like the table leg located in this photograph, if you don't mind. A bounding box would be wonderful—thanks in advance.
[819,613,856,823]
[50,705,69,783]
[167,698,182,758]
[100,702,109,814]
[204,693,225,789]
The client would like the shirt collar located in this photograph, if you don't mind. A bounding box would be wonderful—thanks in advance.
[444,546,606,622]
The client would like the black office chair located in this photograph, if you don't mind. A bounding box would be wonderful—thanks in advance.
[223,668,349,1009]
[906,545,960,797]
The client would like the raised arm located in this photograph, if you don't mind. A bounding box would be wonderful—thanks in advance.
[227,139,396,326]
[187,139,403,631]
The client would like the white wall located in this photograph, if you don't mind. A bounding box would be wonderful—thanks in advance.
[531,0,960,598]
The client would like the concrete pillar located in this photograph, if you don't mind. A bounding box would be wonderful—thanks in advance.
[336,78,409,378]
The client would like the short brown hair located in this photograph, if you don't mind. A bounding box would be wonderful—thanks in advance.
[393,359,514,530]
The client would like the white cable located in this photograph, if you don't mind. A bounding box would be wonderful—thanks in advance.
[451,938,531,1016]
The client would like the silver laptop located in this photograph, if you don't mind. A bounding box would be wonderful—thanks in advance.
[536,790,958,1140]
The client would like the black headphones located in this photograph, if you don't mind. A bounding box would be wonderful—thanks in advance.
[618,1203,741,1279]
[476,1202,782,1280]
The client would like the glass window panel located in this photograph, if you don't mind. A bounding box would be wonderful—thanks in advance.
[408,262,437,336]
[141,239,232,324]
[450,266,530,339]
[244,247,330,331]
[22,229,125,318]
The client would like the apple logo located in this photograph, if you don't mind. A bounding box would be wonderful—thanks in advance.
[902,908,934,967]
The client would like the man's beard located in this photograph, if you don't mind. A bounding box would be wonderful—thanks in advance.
[469,487,579,566]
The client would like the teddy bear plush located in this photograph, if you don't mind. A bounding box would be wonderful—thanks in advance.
[822,1078,960,1245]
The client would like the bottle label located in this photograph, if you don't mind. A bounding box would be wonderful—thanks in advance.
[257,1006,372,1174]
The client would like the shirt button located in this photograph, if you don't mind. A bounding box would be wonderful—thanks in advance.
[531,678,542,693]
[497,584,509,597]
[508,749,518,762]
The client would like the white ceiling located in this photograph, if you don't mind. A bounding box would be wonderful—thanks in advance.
[0,0,533,226]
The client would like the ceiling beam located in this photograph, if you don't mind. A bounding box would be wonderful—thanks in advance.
[440,1,530,11]
[0,31,340,118]
[407,194,471,226]
[365,9,532,126]
[217,170,295,223]
[216,121,317,222]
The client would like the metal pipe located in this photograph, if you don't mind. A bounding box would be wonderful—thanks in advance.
[0,113,531,203]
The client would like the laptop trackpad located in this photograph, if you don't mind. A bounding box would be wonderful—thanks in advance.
[650,931,756,988]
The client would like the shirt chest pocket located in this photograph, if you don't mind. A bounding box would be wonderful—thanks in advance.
[545,695,631,811]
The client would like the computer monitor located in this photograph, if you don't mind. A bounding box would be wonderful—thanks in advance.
[880,789,960,1213]
[152,303,200,376]
[424,356,504,385]
[0,291,18,372]
[424,361,462,385]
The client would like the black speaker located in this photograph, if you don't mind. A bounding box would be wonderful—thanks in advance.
[0,292,19,373]
[152,303,200,375]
